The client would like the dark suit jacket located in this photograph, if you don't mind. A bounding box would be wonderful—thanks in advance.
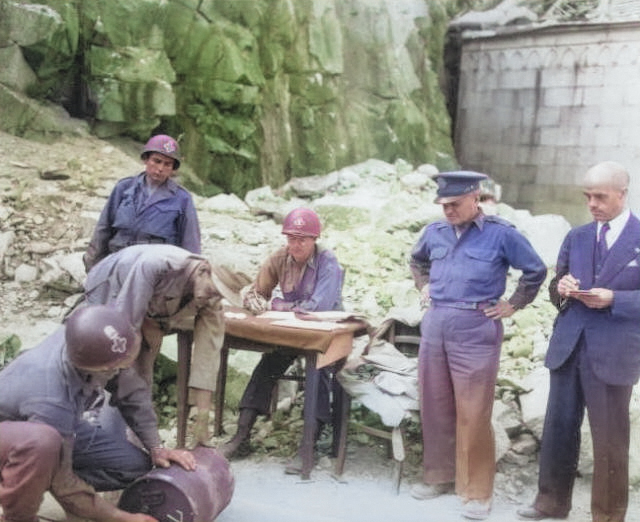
[545,213,640,385]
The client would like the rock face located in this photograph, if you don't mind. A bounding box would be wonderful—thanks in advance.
[0,0,457,196]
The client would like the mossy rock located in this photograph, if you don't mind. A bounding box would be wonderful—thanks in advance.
[316,205,371,231]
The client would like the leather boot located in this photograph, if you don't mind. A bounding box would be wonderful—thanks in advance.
[190,388,213,447]
[192,411,211,447]
[219,408,258,459]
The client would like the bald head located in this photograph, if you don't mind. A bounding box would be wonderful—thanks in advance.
[582,161,629,191]
[581,161,629,222]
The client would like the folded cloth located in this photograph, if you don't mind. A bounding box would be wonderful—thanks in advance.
[374,371,419,400]
[338,338,419,427]
[362,339,417,374]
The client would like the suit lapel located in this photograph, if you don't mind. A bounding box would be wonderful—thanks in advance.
[595,214,640,287]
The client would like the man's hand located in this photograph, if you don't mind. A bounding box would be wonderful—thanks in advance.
[573,287,613,309]
[151,447,197,471]
[557,274,581,298]
[419,284,430,309]
[484,300,515,319]
[241,285,268,314]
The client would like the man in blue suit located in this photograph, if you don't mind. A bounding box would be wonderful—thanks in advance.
[518,161,640,522]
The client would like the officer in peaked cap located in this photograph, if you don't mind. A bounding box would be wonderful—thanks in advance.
[408,170,547,520]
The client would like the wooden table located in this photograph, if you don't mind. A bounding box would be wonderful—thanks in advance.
[175,307,368,480]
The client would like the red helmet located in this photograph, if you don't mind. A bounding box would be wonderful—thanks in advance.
[282,208,321,238]
[141,134,181,169]
[65,305,140,372]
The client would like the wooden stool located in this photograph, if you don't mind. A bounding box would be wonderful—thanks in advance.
[341,319,420,492]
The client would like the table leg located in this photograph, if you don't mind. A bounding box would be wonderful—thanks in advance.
[300,352,319,480]
[176,330,193,449]
[333,380,350,476]
[214,345,229,436]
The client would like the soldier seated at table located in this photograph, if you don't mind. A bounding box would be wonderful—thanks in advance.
[220,207,344,474]
[82,243,247,446]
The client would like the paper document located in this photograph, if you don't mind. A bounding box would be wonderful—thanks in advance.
[271,319,346,331]
[294,311,367,322]
[258,311,297,320]
[224,311,248,320]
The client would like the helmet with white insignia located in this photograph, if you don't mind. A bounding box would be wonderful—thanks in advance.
[65,305,140,372]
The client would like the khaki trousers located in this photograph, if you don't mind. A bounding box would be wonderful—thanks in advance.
[418,306,503,502]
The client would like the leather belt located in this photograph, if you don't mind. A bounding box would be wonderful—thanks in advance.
[431,300,496,310]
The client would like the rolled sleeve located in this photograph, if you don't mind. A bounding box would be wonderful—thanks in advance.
[108,369,161,450]
[504,229,547,309]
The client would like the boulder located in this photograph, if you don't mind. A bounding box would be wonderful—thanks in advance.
[493,399,523,439]
[497,206,571,267]
[56,252,86,285]
[80,0,166,49]
[518,366,549,439]
[0,1,64,47]
[14,263,38,283]
[200,193,250,215]
[492,403,512,463]
[0,44,37,92]
[400,172,431,192]
[1,1,79,101]
[0,84,89,138]
[244,186,285,216]
[280,171,339,198]
[0,231,16,269]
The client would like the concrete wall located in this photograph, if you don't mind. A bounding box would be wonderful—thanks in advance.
[455,22,640,225]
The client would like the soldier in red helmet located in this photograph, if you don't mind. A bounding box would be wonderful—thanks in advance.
[220,208,344,474]
[0,305,196,522]
[83,134,201,272]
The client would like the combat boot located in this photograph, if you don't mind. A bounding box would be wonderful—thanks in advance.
[189,387,214,447]
[219,408,258,459]
[191,411,212,447]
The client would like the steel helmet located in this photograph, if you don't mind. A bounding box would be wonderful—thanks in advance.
[65,305,140,372]
[282,207,321,238]
[141,134,181,169]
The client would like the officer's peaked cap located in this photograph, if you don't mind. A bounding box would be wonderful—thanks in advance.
[433,170,488,204]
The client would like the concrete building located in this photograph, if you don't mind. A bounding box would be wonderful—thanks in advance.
[450,0,640,224]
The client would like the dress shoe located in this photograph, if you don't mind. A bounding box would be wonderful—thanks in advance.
[463,499,491,520]
[410,481,455,500]
[517,506,549,520]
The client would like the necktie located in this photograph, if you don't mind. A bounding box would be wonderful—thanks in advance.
[595,222,610,274]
